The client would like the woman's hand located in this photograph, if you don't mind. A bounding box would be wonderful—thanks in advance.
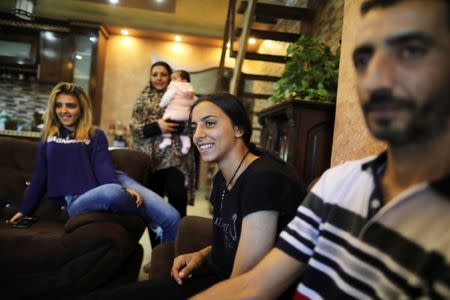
[157,117,181,134]
[127,188,142,207]
[9,212,24,224]
[171,246,211,285]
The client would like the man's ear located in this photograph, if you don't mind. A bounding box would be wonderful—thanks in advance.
[234,126,244,137]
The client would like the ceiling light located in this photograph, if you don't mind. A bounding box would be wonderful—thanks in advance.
[174,35,182,42]
[155,0,165,3]
[44,31,56,41]
[120,29,129,36]
[109,0,119,4]
[75,55,82,60]
[12,0,36,21]
[226,42,231,48]
[248,38,256,45]
[122,37,132,45]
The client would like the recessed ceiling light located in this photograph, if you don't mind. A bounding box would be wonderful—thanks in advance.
[248,38,256,45]
[75,55,83,60]
[174,35,182,42]
[109,0,119,4]
[121,29,129,36]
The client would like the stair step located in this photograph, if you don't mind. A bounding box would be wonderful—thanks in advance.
[240,92,272,99]
[241,73,280,82]
[230,50,287,63]
[238,1,313,21]
[235,28,301,42]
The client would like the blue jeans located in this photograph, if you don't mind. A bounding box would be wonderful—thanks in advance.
[66,171,180,242]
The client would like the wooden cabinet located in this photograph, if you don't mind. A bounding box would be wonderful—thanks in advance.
[258,100,335,189]
[0,15,107,125]
[39,31,74,83]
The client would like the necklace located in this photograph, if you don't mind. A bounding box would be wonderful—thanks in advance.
[226,150,250,190]
[220,150,250,212]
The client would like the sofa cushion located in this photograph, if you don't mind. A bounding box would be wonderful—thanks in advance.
[65,211,146,241]
[0,214,145,296]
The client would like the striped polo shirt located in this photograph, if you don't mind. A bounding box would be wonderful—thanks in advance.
[276,152,450,299]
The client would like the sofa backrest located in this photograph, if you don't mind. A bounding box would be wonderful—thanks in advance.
[110,148,151,184]
[0,136,38,217]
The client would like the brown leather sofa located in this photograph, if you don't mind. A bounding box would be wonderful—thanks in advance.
[0,136,150,299]
[149,215,212,281]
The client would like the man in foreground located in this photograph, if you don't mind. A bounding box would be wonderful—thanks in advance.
[191,0,450,298]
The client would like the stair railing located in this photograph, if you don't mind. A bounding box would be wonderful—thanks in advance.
[229,0,256,95]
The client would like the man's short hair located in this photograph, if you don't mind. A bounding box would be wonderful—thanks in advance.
[361,0,401,15]
[361,0,450,30]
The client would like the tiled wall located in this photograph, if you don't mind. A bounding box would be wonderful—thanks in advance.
[0,80,52,131]
[308,0,344,52]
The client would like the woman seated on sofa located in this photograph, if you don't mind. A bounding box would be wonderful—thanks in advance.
[9,82,180,246]
[82,93,305,299]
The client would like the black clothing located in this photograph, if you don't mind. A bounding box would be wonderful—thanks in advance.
[142,121,162,137]
[210,156,305,278]
[81,156,304,300]
[147,167,188,218]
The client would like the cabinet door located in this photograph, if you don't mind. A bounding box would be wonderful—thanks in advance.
[39,31,74,83]
[0,29,38,67]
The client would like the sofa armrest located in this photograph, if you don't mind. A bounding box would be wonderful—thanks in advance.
[148,241,175,280]
[65,211,146,240]
[174,216,212,256]
[148,216,212,281]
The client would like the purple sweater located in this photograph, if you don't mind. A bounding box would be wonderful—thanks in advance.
[20,127,119,215]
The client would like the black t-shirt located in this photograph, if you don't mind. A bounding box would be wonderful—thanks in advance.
[209,156,305,278]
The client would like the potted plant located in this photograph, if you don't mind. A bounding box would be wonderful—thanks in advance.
[270,36,340,103]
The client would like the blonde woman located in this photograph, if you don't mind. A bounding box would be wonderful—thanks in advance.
[9,82,180,245]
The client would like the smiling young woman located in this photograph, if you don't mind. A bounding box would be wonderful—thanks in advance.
[9,82,181,256]
[82,93,305,299]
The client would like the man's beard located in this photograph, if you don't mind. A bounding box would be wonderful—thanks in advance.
[362,88,450,146]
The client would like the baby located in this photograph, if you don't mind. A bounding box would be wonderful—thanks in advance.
[159,70,196,155]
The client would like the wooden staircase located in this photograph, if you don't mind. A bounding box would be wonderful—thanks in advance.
[217,0,314,103]
[204,0,315,196]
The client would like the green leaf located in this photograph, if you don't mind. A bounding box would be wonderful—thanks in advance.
[270,35,339,103]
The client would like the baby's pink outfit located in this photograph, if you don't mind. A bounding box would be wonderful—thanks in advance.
[159,81,196,155]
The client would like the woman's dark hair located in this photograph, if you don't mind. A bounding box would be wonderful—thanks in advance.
[191,92,302,187]
[191,93,263,156]
[151,61,172,74]
[150,61,173,88]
